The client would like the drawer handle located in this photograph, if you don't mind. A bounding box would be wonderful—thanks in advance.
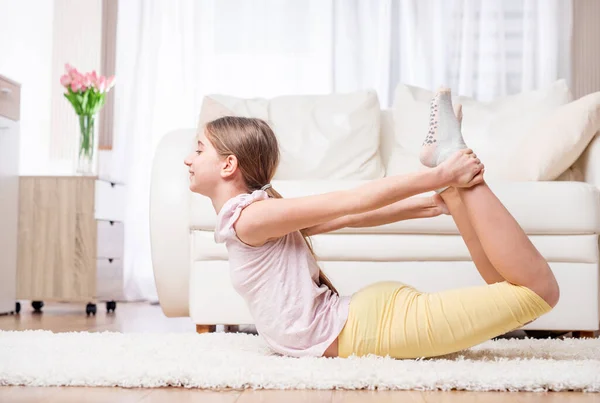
[0,87,12,95]
[108,258,113,263]
[109,220,114,225]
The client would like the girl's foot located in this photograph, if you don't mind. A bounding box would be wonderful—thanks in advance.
[420,87,468,168]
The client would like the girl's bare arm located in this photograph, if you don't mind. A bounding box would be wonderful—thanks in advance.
[302,196,443,236]
[235,168,449,246]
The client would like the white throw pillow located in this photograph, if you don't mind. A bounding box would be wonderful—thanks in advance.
[197,91,385,180]
[515,91,600,181]
[390,80,574,180]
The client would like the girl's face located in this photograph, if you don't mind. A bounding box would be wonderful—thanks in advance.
[183,131,224,196]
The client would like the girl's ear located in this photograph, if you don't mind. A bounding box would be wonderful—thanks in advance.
[221,154,239,179]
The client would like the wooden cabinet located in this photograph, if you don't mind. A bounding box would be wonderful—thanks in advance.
[17,176,125,314]
[0,75,21,315]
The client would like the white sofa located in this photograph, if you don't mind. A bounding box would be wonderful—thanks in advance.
[150,85,600,336]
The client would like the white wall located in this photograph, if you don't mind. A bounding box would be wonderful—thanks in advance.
[0,0,54,175]
[0,0,102,175]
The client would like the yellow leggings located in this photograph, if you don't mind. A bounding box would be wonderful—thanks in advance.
[338,281,553,359]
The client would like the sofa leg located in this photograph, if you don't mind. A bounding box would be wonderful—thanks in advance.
[196,325,216,334]
[572,331,598,338]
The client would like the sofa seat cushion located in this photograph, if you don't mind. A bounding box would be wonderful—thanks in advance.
[189,180,600,235]
[192,231,599,264]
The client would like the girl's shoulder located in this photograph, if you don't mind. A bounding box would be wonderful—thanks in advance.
[215,190,269,243]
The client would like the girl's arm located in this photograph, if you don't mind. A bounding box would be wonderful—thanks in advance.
[235,150,480,247]
[302,196,446,236]
[236,167,448,246]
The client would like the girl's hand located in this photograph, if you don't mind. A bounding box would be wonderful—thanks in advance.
[438,149,484,188]
[431,194,450,215]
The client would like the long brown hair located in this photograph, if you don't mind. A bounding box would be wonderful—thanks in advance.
[204,116,338,294]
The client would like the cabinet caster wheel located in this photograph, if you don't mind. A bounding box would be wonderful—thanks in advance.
[86,303,97,316]
[15,302,21,314]
[32,301,44,314]
[106,301,117,313]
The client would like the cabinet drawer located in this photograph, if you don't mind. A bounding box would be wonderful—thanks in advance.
[96,258,124,301]
[95,180,125,221]
[0,77,20,121]
[97,220,124,259]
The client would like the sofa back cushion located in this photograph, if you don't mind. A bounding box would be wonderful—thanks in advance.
[197,90,385,180]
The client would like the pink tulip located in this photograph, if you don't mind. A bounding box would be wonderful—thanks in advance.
[67,66,80,80]
[105,75,116,90]
[65,63,76,74]
[68,67,84,87]
[71,80,82,92]
[83,73,94,89]
[60,74,72,87]
[90,70,98,85]
[62,63,116,95]
[97,76,107,93]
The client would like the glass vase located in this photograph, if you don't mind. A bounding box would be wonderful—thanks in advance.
[77,114,97,175]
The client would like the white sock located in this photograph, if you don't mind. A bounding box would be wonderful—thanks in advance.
[419,88,468,193]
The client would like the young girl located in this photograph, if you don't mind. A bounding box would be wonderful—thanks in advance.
[184,88,559,359]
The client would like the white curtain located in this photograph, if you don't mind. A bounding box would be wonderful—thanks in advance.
[110,1,200,301]
[334,0,572,105]
[111,0,572,302]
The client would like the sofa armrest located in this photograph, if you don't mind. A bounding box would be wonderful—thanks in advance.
[150,129,195,317]
[574,131,600,189]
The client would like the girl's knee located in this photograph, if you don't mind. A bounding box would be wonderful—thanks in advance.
[528,262,560,308]
[533,275,560,308]
[544,280,560,308]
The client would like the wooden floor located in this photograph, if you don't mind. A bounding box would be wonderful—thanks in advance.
[0,301,598,403]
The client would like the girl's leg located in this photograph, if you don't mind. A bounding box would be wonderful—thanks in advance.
[421,88,559,307]
[440,187,505,284]
[436,102,504,284]
[456,182,559,307]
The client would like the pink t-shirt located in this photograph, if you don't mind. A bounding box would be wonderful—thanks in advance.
[214,189,351,357]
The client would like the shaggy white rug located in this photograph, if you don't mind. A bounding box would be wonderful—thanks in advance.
[1,330,599,392]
